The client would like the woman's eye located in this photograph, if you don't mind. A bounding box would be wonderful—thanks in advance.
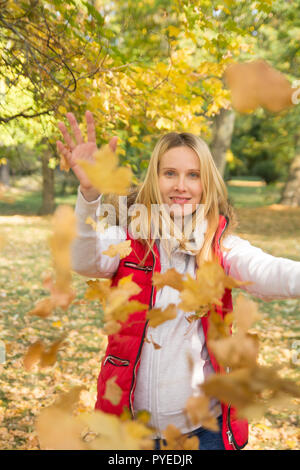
[165,171,175,176]
[189,172,199,178]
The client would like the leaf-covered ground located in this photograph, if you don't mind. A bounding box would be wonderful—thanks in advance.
[0,190,299,450]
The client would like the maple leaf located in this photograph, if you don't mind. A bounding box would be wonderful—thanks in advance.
[85,279,112,304]
[47,206,77,309]
[103,376,123,406]
[43,274,75,310]
[23,340,44,371]
[27,297,55,318]
[225,60,294,113]
[185,395,219,431]
[23,336,66,371]
[208,331,259,370]
[102,240,132,259]
[152,268,184,292]
[234,293,261,333]
[146,304,177,327]
[160,424,199,450]
[36,387,87,450]
[78,410,154,450]
[201,365,300,421]
[77,145,132,195]
[179,261,248,314]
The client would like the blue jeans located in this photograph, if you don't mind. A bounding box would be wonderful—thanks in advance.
[154,414,225,450]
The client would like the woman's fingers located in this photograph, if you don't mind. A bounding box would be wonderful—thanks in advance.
[66,112,84,145]
[56,140,72,164]
[109,136,118,153]
[85,111,96,143]
[57,121,76,151]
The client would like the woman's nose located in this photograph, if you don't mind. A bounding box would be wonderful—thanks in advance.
[175,176,186,191]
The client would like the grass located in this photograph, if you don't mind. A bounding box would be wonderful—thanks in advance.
[0,177,299,450]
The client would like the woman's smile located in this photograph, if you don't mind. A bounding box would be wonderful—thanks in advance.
[158,146,202,216]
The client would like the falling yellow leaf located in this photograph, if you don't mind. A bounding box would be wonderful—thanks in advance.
[160,424,199,450]
[85,279,112,304]
[85,216,97,231]
[146,304,177,327]
[78,145,132,195]
[28,297,55,318]
[23,336,66,371]
[185,395,219,431]
[152,268,184,292]
[102,240,132,259]
[78,410,154,450]
[225,60,294,113]
[23,341,44,371]
[103,376,123,406]
[234,294,261,333]
[179,261,248,314]
[49,205,76,293]
[201,364,300,421]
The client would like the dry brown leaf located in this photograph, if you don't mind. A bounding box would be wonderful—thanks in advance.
[85,279,112,304]
[49,205,76,293]
[102,240,132,259]
[234,294,261,333]
[28,297,55,318]
[225,60,294,113]
[161,424,199,450]
[78,410,154,450]
[23,336,66,371]
[36,388,87,450]
[59,153,70,172]
[179,261,248,314]
[23,341,44,371]
[103,376,123,406]
[208,332,259,370]
[152,268,184,292]
[39,336,67,369]
[146,304,177,327]
[185,395,219,431]
[78,145,132,195]
[201,365,300,421]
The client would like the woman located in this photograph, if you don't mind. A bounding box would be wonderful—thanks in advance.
[57,111,300,450]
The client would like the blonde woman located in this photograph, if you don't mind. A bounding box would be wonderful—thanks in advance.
[57,111,300,450]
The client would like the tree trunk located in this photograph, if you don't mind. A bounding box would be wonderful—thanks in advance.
[0,161,10,186]
[280,154,300,206]
[38,146,55,215]
[210,108,236,177]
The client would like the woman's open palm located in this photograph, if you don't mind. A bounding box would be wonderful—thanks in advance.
[56,111,117,192]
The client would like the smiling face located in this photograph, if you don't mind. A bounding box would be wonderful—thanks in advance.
[158,146,203,217]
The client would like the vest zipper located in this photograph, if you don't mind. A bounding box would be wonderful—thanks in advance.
[129,249,156,418]
[123,261,153,272]
[103,355,130,367]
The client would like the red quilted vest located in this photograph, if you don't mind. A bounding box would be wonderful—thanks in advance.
[94,215,248,450]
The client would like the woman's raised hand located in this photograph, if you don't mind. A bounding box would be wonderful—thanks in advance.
[56,111,117,201]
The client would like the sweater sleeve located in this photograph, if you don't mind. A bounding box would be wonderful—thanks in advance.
[222,234,300,301]
[71,186,126,278]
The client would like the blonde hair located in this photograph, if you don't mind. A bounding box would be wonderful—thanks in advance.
[105,132,237,267]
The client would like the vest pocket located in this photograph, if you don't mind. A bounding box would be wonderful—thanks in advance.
[123,261,153,272]
[104,355,130,367]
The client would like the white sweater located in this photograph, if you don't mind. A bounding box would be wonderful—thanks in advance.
[71,187,300,437]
